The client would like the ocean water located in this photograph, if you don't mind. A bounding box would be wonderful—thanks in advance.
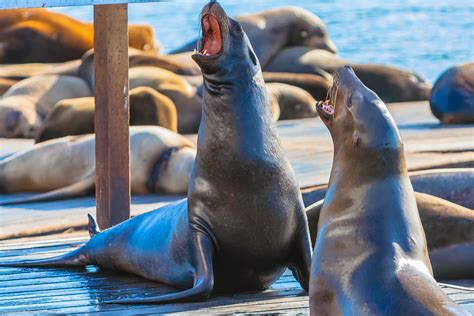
[55,0,474,82]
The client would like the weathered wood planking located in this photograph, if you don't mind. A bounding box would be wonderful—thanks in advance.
[0,101,473,239]
[0,238,472,314]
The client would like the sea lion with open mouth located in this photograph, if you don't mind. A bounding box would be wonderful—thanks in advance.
[309,66,468,315]
[0,2,312,305]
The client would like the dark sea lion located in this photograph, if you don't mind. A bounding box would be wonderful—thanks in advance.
[0,74,92,138]
[263,72,330,100]
[302,168,474,209]
[0,126,195,205]
[309,66,468,315]
[305,192,474,280]
[266,83,317,120]
[267,47,432,103]
[35,86,178,143]
[0,9,156,63]
[430,63,474,124]
[0,3,313,305]
[173,6,336,68]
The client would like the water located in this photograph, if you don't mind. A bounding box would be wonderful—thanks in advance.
[54,0,474,82]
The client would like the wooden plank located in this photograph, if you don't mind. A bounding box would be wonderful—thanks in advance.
[93,4,131,229]
[0,240,473,314]
[0,0,165,9]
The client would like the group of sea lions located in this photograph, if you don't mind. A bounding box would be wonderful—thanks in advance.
[1,6,471,141]
[0,2,472,315]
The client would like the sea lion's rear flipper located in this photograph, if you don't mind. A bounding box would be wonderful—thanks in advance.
[87,214,101,237]
[108,232,215,304]
[0,174,95,206]
[0,248,88,267]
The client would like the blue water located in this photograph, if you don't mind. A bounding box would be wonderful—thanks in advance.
[54,0,474,82]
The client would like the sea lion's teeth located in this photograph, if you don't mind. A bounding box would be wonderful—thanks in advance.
[203,49,208,55]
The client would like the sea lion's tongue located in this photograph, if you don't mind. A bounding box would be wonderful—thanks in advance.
[200,14,222,56]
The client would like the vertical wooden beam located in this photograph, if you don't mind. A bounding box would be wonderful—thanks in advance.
[94,4,130,229]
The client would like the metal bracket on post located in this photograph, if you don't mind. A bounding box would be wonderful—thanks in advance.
[94,4,131,229]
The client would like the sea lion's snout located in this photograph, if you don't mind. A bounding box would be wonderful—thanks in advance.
[194,2,225,60]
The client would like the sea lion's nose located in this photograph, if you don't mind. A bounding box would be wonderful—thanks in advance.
[5,110,21,131]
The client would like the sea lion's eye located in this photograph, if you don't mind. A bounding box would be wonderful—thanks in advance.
[248,49,257,66]
[300,31,308,38]
[347,95,354,109]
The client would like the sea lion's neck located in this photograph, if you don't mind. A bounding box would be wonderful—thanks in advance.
[331,145,408,185]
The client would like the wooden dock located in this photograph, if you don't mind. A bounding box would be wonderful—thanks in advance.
[1,101,473,240]
[0,235,473,314]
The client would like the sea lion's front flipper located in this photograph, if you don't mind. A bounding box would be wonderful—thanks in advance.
[0,173,95,206]
[109,232,215,304]
[288,218,313,292]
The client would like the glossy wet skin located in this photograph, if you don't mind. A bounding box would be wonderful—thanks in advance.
[0,3,313,305]
[310,66,467,315]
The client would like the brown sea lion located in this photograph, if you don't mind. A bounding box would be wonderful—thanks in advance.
[266,83,317,120]
[0,60,81,82]
[0,3,312,306]
[0,78,17,95]
[302,168,474,209]
[0,9,156,63]
[263,72,330,100]
[35,86,178,143]
[0,74,92,138]
[309,66,468,315]
[430,63,474,124]
[0,126,196,205]
[305,192,474,280]
[173,6,336,68]
[267,47,432,103]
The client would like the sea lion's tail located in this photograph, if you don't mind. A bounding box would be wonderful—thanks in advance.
[87,213,101,237]
[0,175,95,206]
[0,247,88,267]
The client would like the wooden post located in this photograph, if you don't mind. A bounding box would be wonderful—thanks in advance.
[94,4,130,229]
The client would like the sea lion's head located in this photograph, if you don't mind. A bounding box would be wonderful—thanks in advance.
[192,2,260,83]
[0,97,39,138]
[317,66,402,152]
[284,7,337,54]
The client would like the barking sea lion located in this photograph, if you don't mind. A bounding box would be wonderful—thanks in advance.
[309,66,468,315]
[0,2,312,305]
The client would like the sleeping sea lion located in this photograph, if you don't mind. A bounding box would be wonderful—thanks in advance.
[35,86,178,143]
[0,126,195,205]
[0,74,92,138]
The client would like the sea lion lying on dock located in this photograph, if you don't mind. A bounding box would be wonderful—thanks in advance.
[309,66,468,315]
[35,86,178,143]
[267,47,432,103]
[266,83,317,119]
[0,126,195,205]
[173,6,336,68]
[263,72,330,101]
[0,9,156,63]
[0,3,313,305]
[430,63,474,124]
[0,74,92,138]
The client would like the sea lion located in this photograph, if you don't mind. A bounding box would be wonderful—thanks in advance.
[0,3,313,305]
[430,63,474,124]
[305,192,474,280]
[266,83,317,120]
[0,9,157,63]
[173,6,337,68]
[0,78,17,95]
[0,126,195,205]
[0,60,82,82]
[0,74,92,138]
[263,72,330,100]
[35,86,178,143]
[309,66,468,315]
[302,168,474,209]
[267,47,432,103]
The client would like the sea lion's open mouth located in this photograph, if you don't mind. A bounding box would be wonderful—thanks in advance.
[316,99,334,121]
[195,14,222,58]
